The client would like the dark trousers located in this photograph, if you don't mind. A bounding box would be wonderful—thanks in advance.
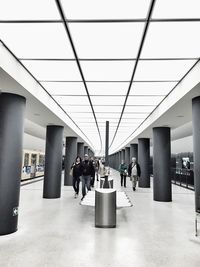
[73,177,80,194]
[90,172,95,187]
[120,174,126,187]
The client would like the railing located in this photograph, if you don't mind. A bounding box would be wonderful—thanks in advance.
[171,168,194,191]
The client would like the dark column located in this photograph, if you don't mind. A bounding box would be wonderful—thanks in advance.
[77,142,84,159]
[130,143,138,161]
[125,147,130,166]
[0,93,26,235]
[43,126,64,199]
[64,137,77,185]
[119,151,122,168]
[138,138,150,188]
[88,148,91,157]
[84,145,88,155]
[105,121,109,166]
[104,121,109,188]
[192,96,200,211]
[122,149,125,162]
[153,127,171,202]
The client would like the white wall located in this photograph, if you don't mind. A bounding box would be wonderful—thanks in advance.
[171,135,193,154]
[23,133,45,152]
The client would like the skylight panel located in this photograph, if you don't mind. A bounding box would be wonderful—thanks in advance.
[0,23,74,58]
[69,23,144,58]
[21,60,81,81]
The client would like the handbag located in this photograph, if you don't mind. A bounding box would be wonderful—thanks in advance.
[69,168,73,176]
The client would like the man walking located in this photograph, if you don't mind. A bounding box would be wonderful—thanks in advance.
[128,157,141,191]
[81,154,95,200]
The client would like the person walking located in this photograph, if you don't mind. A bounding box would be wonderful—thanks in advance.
[81,154,95,200]
[119,159,128,187]
[71,156,82,198]
[90,157,96,188]
[94,158,100,182]
[128,157,141,191]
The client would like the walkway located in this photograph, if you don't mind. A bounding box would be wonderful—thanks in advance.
[0,169,199,267]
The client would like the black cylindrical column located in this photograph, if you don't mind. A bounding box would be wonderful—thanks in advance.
[125,147,130,166]
[153,128,171,201]
[130,143,138,161]
[84,145,88,155]
[64,137,77,185]
[0,93,26,235]
[105,121,109,166]
[119,151,122,167]
[138,138,150,188]
[43,125,64,199]
[192,96,200,211]
[122,149,125,162]
[77,142,84,159]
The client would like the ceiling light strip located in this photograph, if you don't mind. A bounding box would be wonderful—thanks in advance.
[0,39,94,149]
[39,80,179,83]
[109,0,156,148]
[112,59,200,152]
[1,18,200,23]
[55,0,102,152]
[19,57,199,61]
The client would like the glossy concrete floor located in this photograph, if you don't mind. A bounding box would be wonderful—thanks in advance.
[0,169,200,267]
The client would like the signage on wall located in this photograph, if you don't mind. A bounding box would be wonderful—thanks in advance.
[13,207,18,216]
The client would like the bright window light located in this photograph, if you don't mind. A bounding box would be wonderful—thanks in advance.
[91,96,126,106]
[21,60,81,81]
[142,22,200,58]
[61,0,151,19]
[94,106,123,113]
[124,106,156,113]
[0,23,74,58]
[80,61,135,81]
[62,105,92,113]
[54,95,90,105]
[0,0,60,20]
[69,23,144,58]
[152,0,200,19]
[130,82,177,95]
[41,82,86,95]
[126,95,165,106]
[72,117,96,123]
[96,113,121,118]
[97,118,119,123]
[87,82,129,96]
[68,113,94,118]
[135,60,196,81]
[123,113,149,118]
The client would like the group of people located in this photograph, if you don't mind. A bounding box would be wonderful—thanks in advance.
[70,154,100,200]
[119,157,141,191]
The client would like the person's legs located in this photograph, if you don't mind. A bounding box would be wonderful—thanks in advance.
[132,175,137,190]
[81,176,86,197]
[124,175,126,187]
[90,175,94,187]
[120,174,123,186]
[96,171,99,181]
[72,177,77,194]
[76,178,80,195]
[86,175,91,191]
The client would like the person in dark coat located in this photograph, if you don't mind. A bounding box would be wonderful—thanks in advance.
[71,156,82,198]
[81,154,95,200]
[119,160,128,187]
[128,157,141,191]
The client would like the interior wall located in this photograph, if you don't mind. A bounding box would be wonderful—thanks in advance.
[171,135,193,154]
[23,132,45,152]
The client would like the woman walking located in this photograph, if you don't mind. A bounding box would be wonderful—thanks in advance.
[71,156,82,198]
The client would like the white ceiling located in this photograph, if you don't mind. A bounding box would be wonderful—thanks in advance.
[0,0,200,155]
